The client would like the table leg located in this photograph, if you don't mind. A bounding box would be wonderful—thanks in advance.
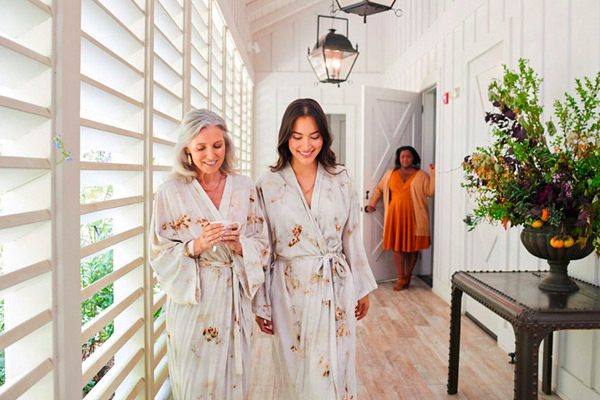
[514,328,544,400]
[542,333,553,395]
[447,286,463,394]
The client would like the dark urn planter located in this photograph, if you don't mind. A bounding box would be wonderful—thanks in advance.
[521,224,595,293]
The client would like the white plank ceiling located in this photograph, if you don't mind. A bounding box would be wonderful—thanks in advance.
[246,0,327,33]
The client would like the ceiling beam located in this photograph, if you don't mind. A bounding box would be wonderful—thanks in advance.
[250,0,323,34]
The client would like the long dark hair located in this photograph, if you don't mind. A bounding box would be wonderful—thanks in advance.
[270,98,338,173]
[394,145,421,170]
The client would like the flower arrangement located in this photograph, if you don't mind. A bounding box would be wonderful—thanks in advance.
[462,59,599,255]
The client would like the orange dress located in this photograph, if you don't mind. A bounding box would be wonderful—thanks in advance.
[382,170,430,252]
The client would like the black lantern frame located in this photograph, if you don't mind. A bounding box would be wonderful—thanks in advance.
[336,0,397,22]
[306,15,359,86]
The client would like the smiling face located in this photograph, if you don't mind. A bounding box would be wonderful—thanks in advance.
[399,149,415,169]
[288,115,323,168]
[186,125,226,176]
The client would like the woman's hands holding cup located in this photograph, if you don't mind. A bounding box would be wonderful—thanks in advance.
[193,222,227,254]
[191,220,243,256]
[221,223,243,255]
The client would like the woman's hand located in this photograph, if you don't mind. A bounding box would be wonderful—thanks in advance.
[193,223,226,254]
[429,163,435,173]
[222,223,243,255]
[355,295,370,320]
[364,205,376,213]
[255,316,273,335]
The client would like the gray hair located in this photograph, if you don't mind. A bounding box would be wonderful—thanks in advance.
[172,108,237,182]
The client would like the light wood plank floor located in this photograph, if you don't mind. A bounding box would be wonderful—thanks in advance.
[249,279,563,400]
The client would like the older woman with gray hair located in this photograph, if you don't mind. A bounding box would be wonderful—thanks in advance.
[149,108,269,400]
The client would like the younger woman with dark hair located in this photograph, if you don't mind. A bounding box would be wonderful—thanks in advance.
[365,145,435,291]
[253,98,377,399]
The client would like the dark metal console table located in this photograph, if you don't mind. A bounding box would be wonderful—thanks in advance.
[447,270,600,400]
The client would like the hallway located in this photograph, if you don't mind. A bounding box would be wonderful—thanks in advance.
[249,279,562,400]
[1,0,598,398]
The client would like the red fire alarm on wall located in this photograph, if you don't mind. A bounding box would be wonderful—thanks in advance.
[443,91,450,104]
[443,88,460,104]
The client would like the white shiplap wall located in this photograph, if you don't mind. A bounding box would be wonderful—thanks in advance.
[252,0,600,398]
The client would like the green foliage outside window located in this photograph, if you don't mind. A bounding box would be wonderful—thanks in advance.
[80,217,114,396]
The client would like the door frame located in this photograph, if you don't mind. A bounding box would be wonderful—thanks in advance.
[322,104,358,179]
[417,84,438,285]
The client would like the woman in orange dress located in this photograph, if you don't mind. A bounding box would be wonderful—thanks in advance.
[365,146,435,290]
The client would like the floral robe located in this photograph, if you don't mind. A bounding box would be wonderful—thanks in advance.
[150,174,269,400]
[254,164,378,400]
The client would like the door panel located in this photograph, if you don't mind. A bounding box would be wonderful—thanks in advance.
[362,86,421,281]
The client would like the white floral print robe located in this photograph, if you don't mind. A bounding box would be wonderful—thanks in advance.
[254,164,378,400]
[150,174,269,400]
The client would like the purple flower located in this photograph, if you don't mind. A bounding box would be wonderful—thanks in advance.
[561,181,573,200]
[552,173,562,183]
[530,207,542,218]
[536,185,554,204]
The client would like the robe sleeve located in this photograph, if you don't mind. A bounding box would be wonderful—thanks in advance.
[252,186,273,321]
[233,186,269,300]
[149,187,200,305]
[343,176,378,301]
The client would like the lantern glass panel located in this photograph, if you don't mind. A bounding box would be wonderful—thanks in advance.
[324,48,357,81]
[307,48,328,81]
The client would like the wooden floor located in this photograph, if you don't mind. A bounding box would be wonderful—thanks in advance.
[249,279,563,400]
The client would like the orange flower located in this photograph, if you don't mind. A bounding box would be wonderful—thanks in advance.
[541,208,549,222]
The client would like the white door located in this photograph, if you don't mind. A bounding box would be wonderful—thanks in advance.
[361,86,422,282]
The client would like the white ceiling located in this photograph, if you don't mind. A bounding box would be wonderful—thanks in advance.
[245,0,327,33]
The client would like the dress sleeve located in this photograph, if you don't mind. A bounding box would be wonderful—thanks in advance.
[234,186,269,300]
[343,176,378,301]
[251,186,273,321]
[149,188,200,305]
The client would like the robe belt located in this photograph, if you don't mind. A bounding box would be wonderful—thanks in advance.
[273,252,349,279]
[196,258,243,375]
[197,260,233,268]
[274,251,349,397]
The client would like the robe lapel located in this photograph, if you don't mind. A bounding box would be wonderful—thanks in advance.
[191,177,226,221]
[219,175,233,217]
[281,164,327,253]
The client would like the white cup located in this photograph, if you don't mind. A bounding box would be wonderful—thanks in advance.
[210,220,236,229]
[209,220,237,251]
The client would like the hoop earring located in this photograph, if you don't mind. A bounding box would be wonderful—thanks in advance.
[187,152,193,167]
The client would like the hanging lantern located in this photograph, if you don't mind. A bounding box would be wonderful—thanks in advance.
[336,0,397,22]
[307,15,359,86]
